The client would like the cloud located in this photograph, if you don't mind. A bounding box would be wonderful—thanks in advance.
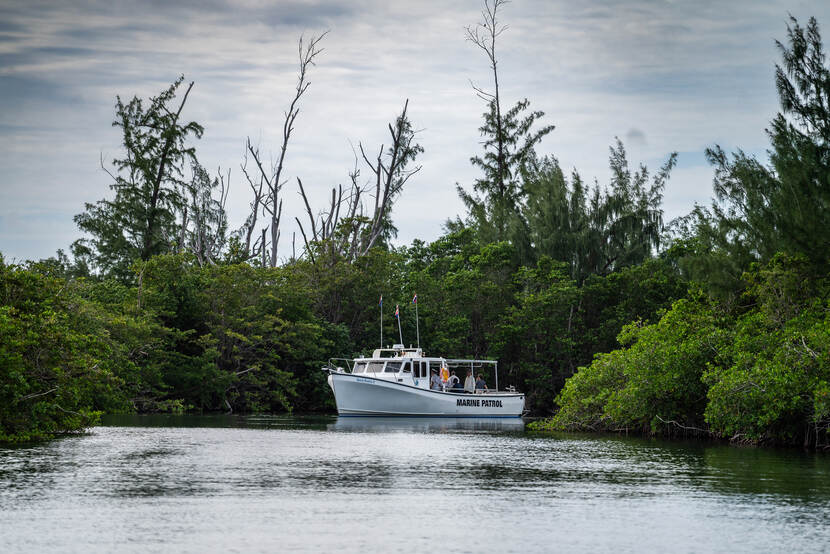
[625,128,646,146]
[1,0,830,262]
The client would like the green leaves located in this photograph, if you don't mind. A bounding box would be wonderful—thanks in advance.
[73,77,203,282]
[0,260,127,442]
[538,255,830,446]
[675,16,830,300]
[543,295,723,434]
[522,141,676,283]
[461,97,554,244]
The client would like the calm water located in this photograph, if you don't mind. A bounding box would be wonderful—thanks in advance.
[1,415,829,553]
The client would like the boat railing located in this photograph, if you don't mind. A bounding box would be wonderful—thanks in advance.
[323,356,520,393]
[323,358,354,373]
[444,358,501,392]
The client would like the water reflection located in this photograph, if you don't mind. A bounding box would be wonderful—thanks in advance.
[329,416,525,433]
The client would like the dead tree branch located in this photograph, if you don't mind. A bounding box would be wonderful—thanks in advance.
[242,32,327,266]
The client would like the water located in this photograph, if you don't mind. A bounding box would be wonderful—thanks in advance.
[2,415,829,553]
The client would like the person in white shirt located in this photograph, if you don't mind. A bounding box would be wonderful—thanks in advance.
[447,371,460,389]
[463,369,475,393]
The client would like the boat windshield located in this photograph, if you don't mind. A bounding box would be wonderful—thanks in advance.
[365,361,385,373]
[384,361,401,373]
[352,362,367,374]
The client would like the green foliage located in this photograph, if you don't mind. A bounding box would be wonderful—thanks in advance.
[539,294,726,434]
[575,258,687,363]
[73,76,203,281]
[674,16,830,299]
[458,98,554,245]
[537,254,830,446]
[492,257,578,411]
[135,255,331,413]
[703,255,830,443]
[0,258,129,442]
[522,141,676,282]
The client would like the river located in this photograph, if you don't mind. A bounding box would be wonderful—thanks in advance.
[1,415,829,553]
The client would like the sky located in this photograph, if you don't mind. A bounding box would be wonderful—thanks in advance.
[1,0,829,263]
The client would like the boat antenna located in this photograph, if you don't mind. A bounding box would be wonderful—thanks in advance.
[379,295,383,348]
[395,304,403,345]
[412,293,419,348]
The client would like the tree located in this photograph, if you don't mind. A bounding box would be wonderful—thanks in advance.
[0,256,137,442]
[459,0,554,244]
[522,141,676,283]
[73,76,203,281]
[182,162,229,266]
[677,16,830,296]
[295,100,423,264]
[239,33,327,266]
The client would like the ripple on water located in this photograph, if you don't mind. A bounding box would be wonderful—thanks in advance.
[0,415,829,553]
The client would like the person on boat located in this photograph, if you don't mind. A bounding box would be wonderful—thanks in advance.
[440,362,450,383]
[475,374,488,393]
[464,370,475,394]
[430,368,443,391]
[448,371,461,389]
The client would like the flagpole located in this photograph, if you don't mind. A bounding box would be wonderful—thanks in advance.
[396,305,403,345]
[414,295,420,348]
[380,297,383,348]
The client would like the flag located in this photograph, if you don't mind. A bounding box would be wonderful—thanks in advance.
[379,295,383,307]
[395,305,399,318]
[412,293,418,304]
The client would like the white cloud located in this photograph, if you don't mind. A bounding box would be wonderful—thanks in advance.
[1,0,829,261]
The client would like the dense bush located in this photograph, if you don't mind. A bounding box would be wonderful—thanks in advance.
[534,256,830,446]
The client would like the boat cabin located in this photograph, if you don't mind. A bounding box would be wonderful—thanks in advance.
[339,344,500,392]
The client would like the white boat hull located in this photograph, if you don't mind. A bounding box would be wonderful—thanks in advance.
[327,372,525,417]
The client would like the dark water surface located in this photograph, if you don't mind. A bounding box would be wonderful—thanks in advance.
[2,415,829,553]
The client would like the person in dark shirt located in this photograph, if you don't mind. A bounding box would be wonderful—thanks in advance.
[475,374,487,392]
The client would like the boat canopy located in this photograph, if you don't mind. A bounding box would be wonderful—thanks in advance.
[326,343,504,391]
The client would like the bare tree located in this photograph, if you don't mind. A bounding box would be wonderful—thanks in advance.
[238,140,267,261]
[466,0,508,194]
[240,32,327,266]
[295,100,422,263]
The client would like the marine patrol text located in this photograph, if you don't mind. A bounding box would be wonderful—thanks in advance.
[456,398,503,408]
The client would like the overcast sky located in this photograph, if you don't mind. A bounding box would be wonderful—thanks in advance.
[1,0,829,263]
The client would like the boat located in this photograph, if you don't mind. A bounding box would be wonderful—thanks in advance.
[323,344,525,417]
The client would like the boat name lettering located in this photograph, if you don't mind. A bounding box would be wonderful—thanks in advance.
[356,377,374,384]
[456,398,503,408]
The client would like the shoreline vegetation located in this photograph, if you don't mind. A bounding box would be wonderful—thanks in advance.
[1,8,828,448]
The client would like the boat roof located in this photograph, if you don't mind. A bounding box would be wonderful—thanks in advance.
[353,346,496,366]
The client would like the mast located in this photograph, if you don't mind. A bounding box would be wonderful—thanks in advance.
[413,293,420,348]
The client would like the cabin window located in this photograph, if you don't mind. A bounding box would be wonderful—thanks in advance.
[366,361,385,373]
[384,361,402,373]
[352,362,367,374]
[401,361,411,373]
[419,361,428,378]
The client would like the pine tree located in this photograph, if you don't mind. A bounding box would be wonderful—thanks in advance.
[681,16,830,296]
[459,0,554,246]
[522,141,675,283]
[73,76,203,281]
